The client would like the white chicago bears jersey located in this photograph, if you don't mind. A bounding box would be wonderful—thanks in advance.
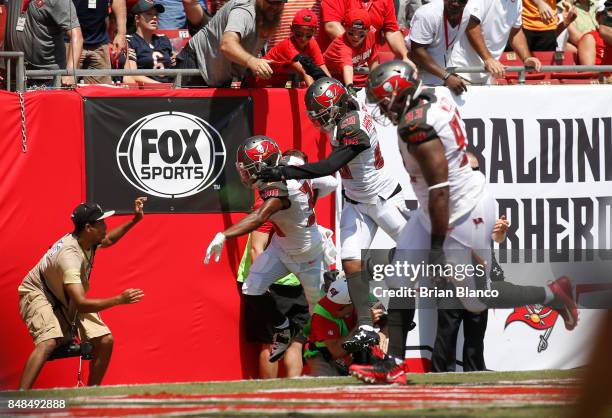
[259,179,323,259]
[397,88,485,225]
[331,110,398,204]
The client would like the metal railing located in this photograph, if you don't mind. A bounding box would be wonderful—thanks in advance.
[2,60,611,91]
[0,52,25,92]
[448,65,612,84]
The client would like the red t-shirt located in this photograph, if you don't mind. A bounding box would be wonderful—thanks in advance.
[308,297,356,341]
[320,0,399,49]
[264,36,326,70]
[323,31,378,85]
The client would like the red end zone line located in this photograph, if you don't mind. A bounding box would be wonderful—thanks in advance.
[97,384,576,401]
[1,385,576,417]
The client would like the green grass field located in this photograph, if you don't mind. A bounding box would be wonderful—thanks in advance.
[0,369,593,417]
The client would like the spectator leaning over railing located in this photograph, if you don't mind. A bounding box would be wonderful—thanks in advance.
[70,0,127,84]
[4,0,82,86]
[323,9,379,87]
[321,0,415,71]
[447,0,542,84]
[175,0,285,87]
[407,0,470,94]
[123,0,175,84]
[263,8,331,86]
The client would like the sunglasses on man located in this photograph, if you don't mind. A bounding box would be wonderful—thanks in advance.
[347,30,367,38]
[293,30,315,39]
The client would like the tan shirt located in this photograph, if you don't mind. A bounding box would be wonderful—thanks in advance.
[19,234,94,312]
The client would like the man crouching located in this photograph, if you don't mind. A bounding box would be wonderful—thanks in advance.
[17,198,146,389]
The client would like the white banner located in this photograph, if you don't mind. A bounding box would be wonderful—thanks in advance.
[362,85,612,371]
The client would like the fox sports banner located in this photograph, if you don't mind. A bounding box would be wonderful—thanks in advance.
[361,85,612,370]
[83,96,253,213]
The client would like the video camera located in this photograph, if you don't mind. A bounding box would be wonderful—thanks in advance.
[48,339,94,361]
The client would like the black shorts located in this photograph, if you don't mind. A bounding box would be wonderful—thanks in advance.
[523,28,557,52]
[237,281,310,344]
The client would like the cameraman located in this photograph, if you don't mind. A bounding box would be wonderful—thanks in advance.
[17,198,147,390]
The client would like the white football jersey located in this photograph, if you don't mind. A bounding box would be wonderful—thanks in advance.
[331,110,398,204]
[397,88,485,225]
[260,179,323,260]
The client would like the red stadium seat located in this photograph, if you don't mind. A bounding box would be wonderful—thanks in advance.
[500,52,547,81]
[508,78,561,85]
[155,29,191,53]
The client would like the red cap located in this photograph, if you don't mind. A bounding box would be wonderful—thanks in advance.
[292,8,318,28]
[344,9,370,30]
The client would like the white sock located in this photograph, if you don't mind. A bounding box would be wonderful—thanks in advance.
[275,318,289,330]
[543,286,554,304]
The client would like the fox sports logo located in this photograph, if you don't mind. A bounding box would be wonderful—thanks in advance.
[117,111,225,198]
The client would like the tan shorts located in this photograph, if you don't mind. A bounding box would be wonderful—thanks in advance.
[19,292,110,345]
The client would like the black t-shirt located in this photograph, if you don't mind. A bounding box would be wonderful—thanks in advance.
[127,33,175,82]
[73,0,110,46]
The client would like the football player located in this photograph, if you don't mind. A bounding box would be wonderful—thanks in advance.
[204,136,337,362]
[256,77,411,357]
[351,60,579,384]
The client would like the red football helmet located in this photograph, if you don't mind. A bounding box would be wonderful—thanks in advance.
[366,60,422,125]
[236,135,281,186]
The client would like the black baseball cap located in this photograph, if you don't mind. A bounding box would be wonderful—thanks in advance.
[71,203,115,228]
[131,0,165,15]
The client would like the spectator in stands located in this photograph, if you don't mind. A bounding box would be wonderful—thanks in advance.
[408,0,470,93]
[183,0,211,34]
[522,0,576,52]
[4,0,82,86]
[176,0,286,87]
[447,0,542,84]
[324,9,379,87]
[158,0,208,29]
[600,0,612,72]
[263,8,330,86]
[320,0,415,70]
[304,276,387,376]
[573,0,610,65]
[71,0,127,84]
[398,0,422,28]
[123,0,176,84]
[265,0,320,51]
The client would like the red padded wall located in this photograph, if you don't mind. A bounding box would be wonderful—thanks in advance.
[0,87,334,389]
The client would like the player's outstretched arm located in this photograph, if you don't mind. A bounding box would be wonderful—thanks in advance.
[257,145,368,182]
[204,197,288,263]
[100,197,147,248]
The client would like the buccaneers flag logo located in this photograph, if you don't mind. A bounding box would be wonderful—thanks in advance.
[505,305,559,352]
[371,74,413,100]
[315,83,345,107]
[245,140,276,163]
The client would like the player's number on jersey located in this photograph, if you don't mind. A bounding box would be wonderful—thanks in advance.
[449,110,469,167]
[152,51,165,70]
[299,180,316,227]
[339,143,384,179]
